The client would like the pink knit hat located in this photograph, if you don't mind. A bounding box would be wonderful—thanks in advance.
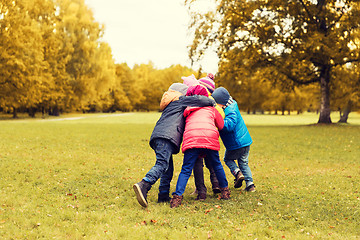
[198,73,215,93]
[181,74,199,87]
[186,85,209,97]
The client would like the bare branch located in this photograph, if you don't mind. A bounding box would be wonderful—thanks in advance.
[267,59,319,85]
[333,58,360,67]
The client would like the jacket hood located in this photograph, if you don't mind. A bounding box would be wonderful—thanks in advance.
[159,90,183,111]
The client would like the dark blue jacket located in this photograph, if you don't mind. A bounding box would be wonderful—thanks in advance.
[150,95,215,154]
[220,100,252,150]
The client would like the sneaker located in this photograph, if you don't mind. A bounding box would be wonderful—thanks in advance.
[234,171,245,188]
[195,192,207,201]
[219,187,231,200]
[133,180,152,207]
[158,193,171,203]
[170,194,183,208]
[245,184,256,192]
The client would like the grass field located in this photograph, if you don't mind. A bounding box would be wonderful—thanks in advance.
[0,112,359,239]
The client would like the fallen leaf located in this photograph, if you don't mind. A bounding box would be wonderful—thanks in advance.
[205,208,214,214]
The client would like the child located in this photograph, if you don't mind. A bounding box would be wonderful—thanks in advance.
[133,83,216,207]
[211,87,255,192]
[183,74,224,200]
[194,74,222,199]
[170,85,230,208]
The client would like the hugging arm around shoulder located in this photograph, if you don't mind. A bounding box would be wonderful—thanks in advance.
[181,95,215,107]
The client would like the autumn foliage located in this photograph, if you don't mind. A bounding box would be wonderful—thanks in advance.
[1,0,359,121]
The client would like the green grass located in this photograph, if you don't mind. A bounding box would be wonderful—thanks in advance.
[0,112,359,239]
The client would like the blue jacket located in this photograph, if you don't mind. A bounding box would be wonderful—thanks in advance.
[219,100,252,150]
[150,95,215,154]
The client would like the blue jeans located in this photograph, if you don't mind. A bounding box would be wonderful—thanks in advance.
[143,138,175,194]
[173,148,228,196]
[224,146,253,186]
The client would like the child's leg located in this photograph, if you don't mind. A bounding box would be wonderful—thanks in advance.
[143,139,175,185]
[237,146,254,187]
[204,157,220,193]
[224,149,241,177]
[173,148,199,196]
[134,139,175,207]
[158,155,174,195]
[193,157,207,196]
[204,149,228,189]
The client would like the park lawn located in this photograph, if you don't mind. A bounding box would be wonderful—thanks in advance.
[0,112,359,239]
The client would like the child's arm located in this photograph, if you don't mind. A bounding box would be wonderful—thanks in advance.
[214,108,224,130]
[215,104,225,118]
[222,108,237,132]
[181,95,216,108]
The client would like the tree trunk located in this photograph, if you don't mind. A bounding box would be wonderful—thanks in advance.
[318,66,332,123]
[50,105,60,116]
[12,107,18,118]
[338,100,352,123]
[28,107,36,118]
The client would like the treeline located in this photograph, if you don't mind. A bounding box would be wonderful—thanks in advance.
[0,0,195,117]
[1,0,358,119]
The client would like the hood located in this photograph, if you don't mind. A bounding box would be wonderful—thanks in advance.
[159,90,182,111]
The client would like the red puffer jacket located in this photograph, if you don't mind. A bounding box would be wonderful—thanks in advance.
[182,106,224,153]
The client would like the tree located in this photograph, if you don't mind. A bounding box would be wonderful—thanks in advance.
[56,0,110,111]
[331,63,360,123]
[186,0,360,123]
[0,0,47,117]
[32,0,68,117]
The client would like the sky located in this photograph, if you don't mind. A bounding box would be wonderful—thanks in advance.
[84,0,219,74]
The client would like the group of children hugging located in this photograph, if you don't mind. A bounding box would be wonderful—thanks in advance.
[133,73,255,208]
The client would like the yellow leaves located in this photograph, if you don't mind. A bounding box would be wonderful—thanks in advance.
[67,2,80,15]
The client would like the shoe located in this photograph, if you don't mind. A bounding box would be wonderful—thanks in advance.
[158,193,171,203]
[212,187,221,194]
[219,187,231,200]
[234,171,245,188]
[245,184,256,192]
[170,194,183,208]
[209,170,221,193]
[195,192,206,201]
[133,180,152,207]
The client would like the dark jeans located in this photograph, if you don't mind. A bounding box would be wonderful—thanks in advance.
[193,156,220,194]
[143,138,176,194]
[173,148,228,196]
